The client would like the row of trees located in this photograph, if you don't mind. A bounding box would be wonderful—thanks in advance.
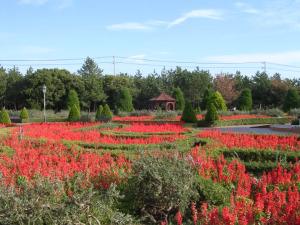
[0,57,300,112]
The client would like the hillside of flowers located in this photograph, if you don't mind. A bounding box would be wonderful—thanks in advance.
[0,122,299,224]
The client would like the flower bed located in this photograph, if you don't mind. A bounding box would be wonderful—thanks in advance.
[0,136,130,188]
[20,122,187,145]
[198,130,300,151]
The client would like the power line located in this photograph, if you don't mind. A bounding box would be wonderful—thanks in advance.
[116,56,262,65]
[266,62,300,69]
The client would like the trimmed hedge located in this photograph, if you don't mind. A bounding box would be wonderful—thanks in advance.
[198,117,292,127]
[20,107,29,123]
[218,148,300,163]
[0,109,11,124]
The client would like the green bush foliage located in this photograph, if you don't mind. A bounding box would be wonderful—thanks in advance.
[173,87,185,111]
[210,91,227,111]
[20,107,29,123]
[68,105,81,122]
[205,103,219,124]
[67,90,80,111]
[283,89,300,112]
[117,88,134,112]
[95,105,103,121]
[215,117,291,126]
[249,108,284,117]
[0,177,136,225]
[196,176,230,206]
[121,156,198,223]
[98,104,113,122]
[201,88,213,110]
[238,88,252,111]
[0,109,11,124]
[181,102,197,123]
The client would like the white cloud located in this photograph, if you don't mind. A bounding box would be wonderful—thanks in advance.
[106,22,152,31]
[168,9,223,28]
[107,9,223,31]
[206,51,300,64]
[235,1,300,29]
[235,2,260,14]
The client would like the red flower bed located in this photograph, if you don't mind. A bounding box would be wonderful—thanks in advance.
[115,123,187,133]
[184,147,300,225]
[198,130,300,151]
[20,123,185,145]
[0,136,130,188]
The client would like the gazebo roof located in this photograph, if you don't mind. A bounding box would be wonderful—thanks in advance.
[150,92,175,102]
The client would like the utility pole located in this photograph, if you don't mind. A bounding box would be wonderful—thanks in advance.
[113,56,116,76]
[262,61,266,73]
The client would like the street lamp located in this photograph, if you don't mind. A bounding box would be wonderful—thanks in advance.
[42,84,47,122]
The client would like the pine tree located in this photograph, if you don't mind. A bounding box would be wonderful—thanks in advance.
[68,105,81,122]
[205,103,219,124]
[210,91,227,111]
[201,88,213,110]
[181,102,197,123]
[20,107,29,123]
[283,89,300,112]
[67,90,80,111]
[173,87,185,111]
[117,88,134,112]
[238,88,252,111]
[0,109,11,124]
[101,104,113,122]
[95,105,103,121]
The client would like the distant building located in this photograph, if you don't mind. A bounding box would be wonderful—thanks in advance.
[149,92,176,110]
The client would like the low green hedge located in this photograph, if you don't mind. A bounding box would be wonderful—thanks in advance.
[218,148,300,163]
[216,148,299,175]
[242,161,290,175]
[198,117,292,127]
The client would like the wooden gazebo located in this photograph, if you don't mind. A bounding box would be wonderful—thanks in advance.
[149,92,176,110]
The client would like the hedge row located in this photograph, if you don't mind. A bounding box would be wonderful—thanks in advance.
[198,117,292,127]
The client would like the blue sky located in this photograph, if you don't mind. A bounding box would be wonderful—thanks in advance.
[1,0,300,77]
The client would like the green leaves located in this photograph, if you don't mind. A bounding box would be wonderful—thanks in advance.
[238,88,253,111]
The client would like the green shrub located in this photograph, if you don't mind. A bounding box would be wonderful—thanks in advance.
[201,88,213,110]
[289,108,300,117]
[68,105,81,122]
[121,156,198,223]
[205,103,219,124]
[181,102,197,123]
[215,117,291,126]
[154,110,178,120]
[117,88,134,112]
[238,88,252,111]
[283,89,300,112]
[173,87,185,111]
[196,176,230,206]
[67,90,80,111]
[0,109,11,124]
[250,108,285,117]
[95,105,103,121]
[20,107,29,123]
[0,177,137,225]
[210,91,227,111]
[99,104,113,122]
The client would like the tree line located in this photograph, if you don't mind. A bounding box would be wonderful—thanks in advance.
[0,57,300,112]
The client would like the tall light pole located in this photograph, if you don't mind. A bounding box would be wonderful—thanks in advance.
[42,84,47,122]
